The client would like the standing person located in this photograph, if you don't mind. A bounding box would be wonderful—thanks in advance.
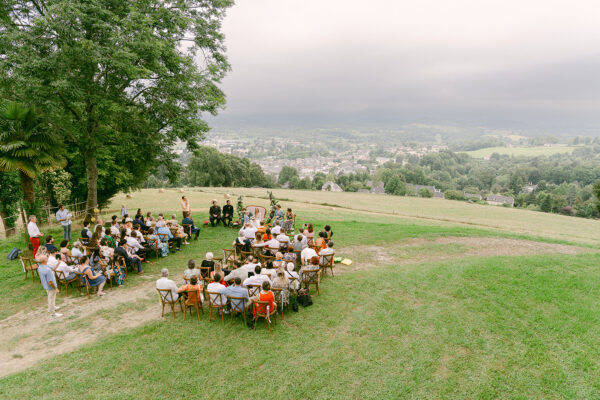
[120,204,127,217]
[181,196,190,213]
[37,255,62,318]
[27,215,44,258]
[55,204,72,240]
[209,200,222,227]
[222,200,234,227]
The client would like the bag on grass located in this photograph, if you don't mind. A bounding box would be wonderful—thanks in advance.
[297,290,313,307]
[7,248,21,261]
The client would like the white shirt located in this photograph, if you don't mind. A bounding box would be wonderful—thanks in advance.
[294,234,308,247]
[27,221,41,238]
[47,255,58,269]
[243,274,270,288]
[319,247,335,263]
[242,227,257,240]
[71,247,84,258]
[126,236,143,252]
[224,267,250,283]
[276,234,290,244]
[134,230,145,243]
[156,277,179,301]
[271,225,281,235]
[261,269,277,280]
[55,209,72,226]
[206,282,227,305]
[285,269,300,290]
[110,225,120,236]
[301,247,318,264]
[265,238,280,250]
[56,261,77,277]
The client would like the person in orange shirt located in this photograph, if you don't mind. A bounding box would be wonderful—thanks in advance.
[252,280,277,319]
[177,276,204,305]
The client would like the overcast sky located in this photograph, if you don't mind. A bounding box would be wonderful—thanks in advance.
[213,0,600,129]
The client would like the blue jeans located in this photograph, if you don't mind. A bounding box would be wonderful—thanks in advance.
[63,224,72,240]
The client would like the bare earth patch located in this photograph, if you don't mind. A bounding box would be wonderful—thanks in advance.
[0,236,592,378]
[337,236,592,273]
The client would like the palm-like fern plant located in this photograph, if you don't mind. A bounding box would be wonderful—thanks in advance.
[0,102,66,212]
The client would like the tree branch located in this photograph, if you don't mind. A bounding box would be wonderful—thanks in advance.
[57,92,81,122]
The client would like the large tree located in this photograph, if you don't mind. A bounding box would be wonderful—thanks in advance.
[0,0,232,213]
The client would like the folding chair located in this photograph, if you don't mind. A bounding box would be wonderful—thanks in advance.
[183,288,204,322]
[227,295,248,327]
[258,254,275,267]
[302,268,320,295]
[156,288,183,319]
[320,254,335,277]
[19,257,38,282]
[239,251,253,261]
[55,270,81,297]
[207,291,228,324]
[246,284,261,298]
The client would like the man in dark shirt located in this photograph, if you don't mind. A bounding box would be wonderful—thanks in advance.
[222,200,234,227]
[132,217,148,231]
[80,221,92,243]
[181,212,200,240]
[44,236,59,253]
[114,239,143,273]
[209,200,222,227]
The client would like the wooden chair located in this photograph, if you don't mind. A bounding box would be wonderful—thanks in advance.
[55,270,81,296]
[144,237,160,261]
[302,268,320,295]
[207,291,228,324]
[182,288,204,322]
[272,287,286,320]
[222,248,236,268]
[234,243,246,256]
[75,271,92,299]
[320,254,335,277]
[199,267,212,290]
[182,224,192,239]
[246,284,261,298]
[19,257,38,282]
[157,233,173,251]
[239,251,253,262]
[227,295,248,327]
[293,250,302,269]
[258,254,275,267]
[253,300,276,333]
[99,260,114,289]
[156,289,183,319]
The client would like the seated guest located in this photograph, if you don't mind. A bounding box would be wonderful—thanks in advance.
[261,260,278,280]
[111,215,120,228]
[224,259,252,283]
[156,268,179,301]
[71,241,85,260]
[243,265,271,288]
[80,221,93,241]
[209,200,223,227]
[272,253,285,270]
[272,269,290,305]
[293,234,305,251]
[44,236,59,253]
[265,236,280,252]
[147,227,169,257]
[222,200,234,227]
[294,229,308,248]
[299,256,320,282]
[283,246,297,263]
[273,205,285,223]
[256,220,267,234]
[59,240,73,263]
[132,216,147,231]
[300,246,318,266]
[207,273,227,306]
[181,211,200,240]
[146,211,155,227]
[133,224,145,243]
[319,241,335,263]
[201,252,216,273]
[177,276,204,305]
[46,248,59,269]
[221,277,251,311]
[253,233,266,249]
[263,228,272,241]
[315,231,328,253]
[110,219,120,237]
[88,225,104,249]
[99,239,114,261]
[305,223,315,246]
[324,224,334,241]
[114,239,143,274]
[285,262,300,290]
[78,256,107,296]
[234,234,252,252]
[123,218,134,235]
[276,228,290,246]
[125,231,147,260]
[241,222,257,241]
[93,218,104,234]
[210,264,228,286]
[169,215,190,245]
[103,228,116,248]
[89,248,104,273]
[252,281,277,321]
[53,254,78,281]
[156,220,181,251]
[271,220,282,235]
[135,209,143,222]
[184,259,200,281]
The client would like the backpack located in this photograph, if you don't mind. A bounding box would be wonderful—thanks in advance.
[7,247,21,261]
[297,289,313,307]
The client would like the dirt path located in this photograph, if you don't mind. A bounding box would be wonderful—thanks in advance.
[0,236,592,378]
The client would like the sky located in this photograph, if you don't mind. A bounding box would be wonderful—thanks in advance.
[212,0,600,130]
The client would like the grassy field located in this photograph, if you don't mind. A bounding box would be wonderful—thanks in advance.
[1,188,600,398]
[462,144,579,158]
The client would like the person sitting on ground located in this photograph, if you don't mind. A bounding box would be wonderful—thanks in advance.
[53,253,78,281]
[301,245,318,267]
[210,264,228,286]
[272,269,290,305]
[78,255,107,296]
[169,214,189,245]
[222,200,234,227]
[220,277,251,312]
[114,239,143,274]
[59,240,73,263]
[147,227,169,257]
[305,223,315,246]
[209,200,223,227]
[252,280,277,320]
[37,255,62,318]
[156,268,179,301]
[184,259,200,281]
[206,273,227,306]
[271,220,282,235]
[283,246,297,264]
[293,234,305,252]
[177,275,204,305]
[44,236,59,253]
[156,220,181,251]
[319,241,335,263]
[81,221,93,241]
[261,260,278,280]
[103,228,116,248]
[243,265,271,288]
[181,211,200,240]
[71,241,85,260]
[285,262,300,290]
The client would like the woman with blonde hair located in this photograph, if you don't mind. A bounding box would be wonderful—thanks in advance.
[272,268,290,305]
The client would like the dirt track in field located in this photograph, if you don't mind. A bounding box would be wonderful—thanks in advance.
[0,236,592,378]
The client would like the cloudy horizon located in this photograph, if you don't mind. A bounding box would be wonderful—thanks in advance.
[209,0,600,131]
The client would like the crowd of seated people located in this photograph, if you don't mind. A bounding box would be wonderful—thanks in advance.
[156,218,335,329]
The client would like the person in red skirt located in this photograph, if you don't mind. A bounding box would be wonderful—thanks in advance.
[27,215,44,258]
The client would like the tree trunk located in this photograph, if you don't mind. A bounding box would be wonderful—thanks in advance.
[85,153,98,218]
[0,210,15,238]
[19,171,36,214]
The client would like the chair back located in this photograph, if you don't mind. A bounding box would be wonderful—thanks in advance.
[254,300,272,317]
[303,268,320,284]
[272,287,283,304]
[207,291,227,307]
[227,295,248,312]
[239,251,253,261]
[247,284,261,298]
[157,233,169,243]
[258,254,275,266]
[320,253,334,267]
[288,276,299,290]
[157,288,177,303]
[184,287,202,304]
[55,269,66,282]
[19,256,33,273]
